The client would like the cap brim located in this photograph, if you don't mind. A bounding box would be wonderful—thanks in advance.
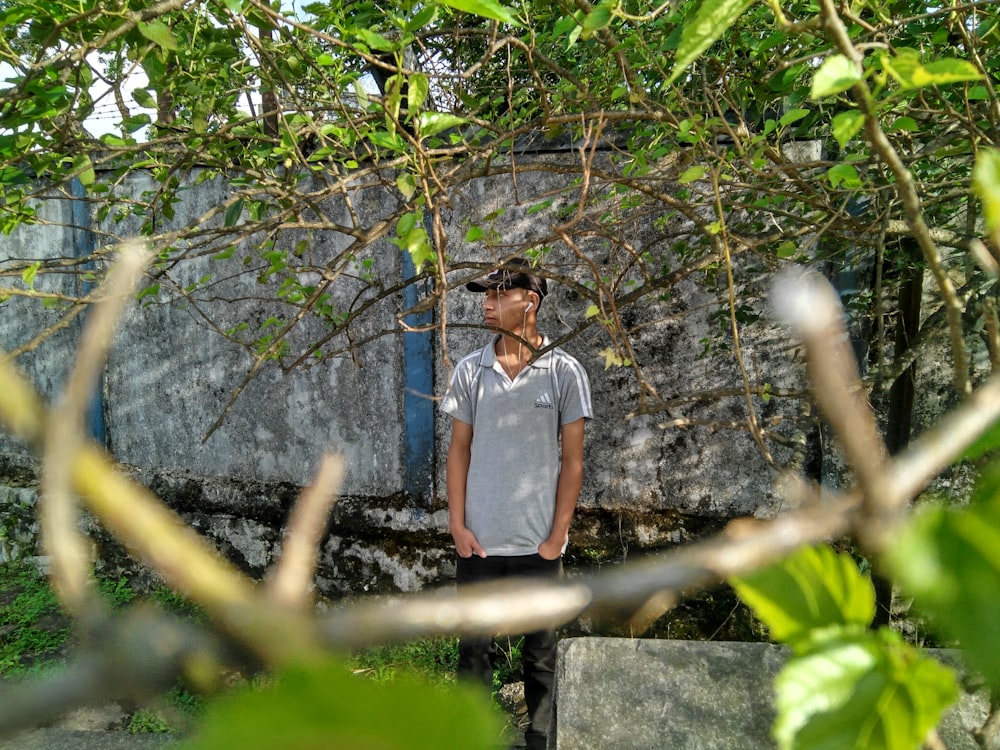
[465,280,499,292]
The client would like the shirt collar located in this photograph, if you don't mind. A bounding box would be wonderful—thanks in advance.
[478,334,553,369]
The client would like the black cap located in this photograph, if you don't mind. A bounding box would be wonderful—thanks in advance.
[464,257,548,298]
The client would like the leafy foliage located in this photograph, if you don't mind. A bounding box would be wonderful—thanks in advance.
[732,546,958,750]
[888,461,1000,691]
[0,0,995,421]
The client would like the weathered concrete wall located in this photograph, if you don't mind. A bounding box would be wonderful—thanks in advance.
[1,157,808,595]
[103,172,408,494]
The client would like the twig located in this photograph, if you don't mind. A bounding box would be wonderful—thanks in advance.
[712,166,775,467]
[819,0,971,398]
[266,454,344,609]
[317,488,858,649]
[40,241,149,618]
[770,268,890,525]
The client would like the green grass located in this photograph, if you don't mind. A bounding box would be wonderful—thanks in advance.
[127,707,171,734]
[349,634,526,704]
[0,562,71,676]
[492,636,523,692]
[349,636,459,687]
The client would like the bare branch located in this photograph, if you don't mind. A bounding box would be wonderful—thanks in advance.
[771,268,890,526]
[40,241,149,618]
[266,454,344,610]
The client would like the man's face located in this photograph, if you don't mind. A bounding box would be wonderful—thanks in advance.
[483,287,531,332]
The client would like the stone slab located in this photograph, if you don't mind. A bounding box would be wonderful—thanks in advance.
[553,638,990,750]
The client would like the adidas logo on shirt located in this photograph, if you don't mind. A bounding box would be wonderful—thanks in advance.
[534,392,554,409]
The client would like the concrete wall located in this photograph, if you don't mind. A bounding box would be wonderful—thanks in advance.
[0,159,807,594]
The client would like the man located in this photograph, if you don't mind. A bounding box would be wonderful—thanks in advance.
[440,257,593,750]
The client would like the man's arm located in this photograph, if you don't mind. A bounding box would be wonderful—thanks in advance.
[538,417,586,560]
[446,418,486,558]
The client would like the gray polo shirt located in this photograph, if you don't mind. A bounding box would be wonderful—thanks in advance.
[441,335,593,556]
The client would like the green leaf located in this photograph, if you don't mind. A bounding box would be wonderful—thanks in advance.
[880,48,920,88]
[776,241,797,258]
[914,58,983,87]
[397,173,417,200]
[405,5,438,31]
[827,164,862,189]
[811,54,861,99]
[779,108,810,127]
[369,130,406,151]
[225,199,244,228]
[392,212,435,273]
[177,657,502,750]
[123,114,151,133]
[137,20,179,51]
[598,347,628,369]
[527,199,553,215]
[880,48,983,89]
[668,0,753,84]
[917,57,983,86]
[730,545,875,651]
[408,73,430,114]
[71,155,95,186]
[773,630,958,750]
[0,166,31,186]
[582,4,613,32]
[21,261,41,289]
[887,464,1000,689]
[417,112,468,138]
[132,88,156,109]
[972,148,1000,239]
[136,283,160,301]
[888,116,919,132]
[355,28,396,52]
[882,51,982,90]
[832,110,865,149]
[437,0,522,26]
[678,165,705,185]
[464,225,484,242]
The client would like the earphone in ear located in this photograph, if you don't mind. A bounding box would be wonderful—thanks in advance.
[525,302,534,312]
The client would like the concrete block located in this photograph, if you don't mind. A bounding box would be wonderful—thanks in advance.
[553,638,990,750]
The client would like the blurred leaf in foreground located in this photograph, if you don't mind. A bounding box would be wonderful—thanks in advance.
[888,460,1000,691]
[178,656,504,750]
[773,629,956,750]
[733,545,958,750]
[731,544,875,652]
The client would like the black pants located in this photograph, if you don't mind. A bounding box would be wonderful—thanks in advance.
[456,553,562,750]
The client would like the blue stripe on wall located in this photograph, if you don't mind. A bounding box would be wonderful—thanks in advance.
[70,177,107,446]
[400,220,435,503]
